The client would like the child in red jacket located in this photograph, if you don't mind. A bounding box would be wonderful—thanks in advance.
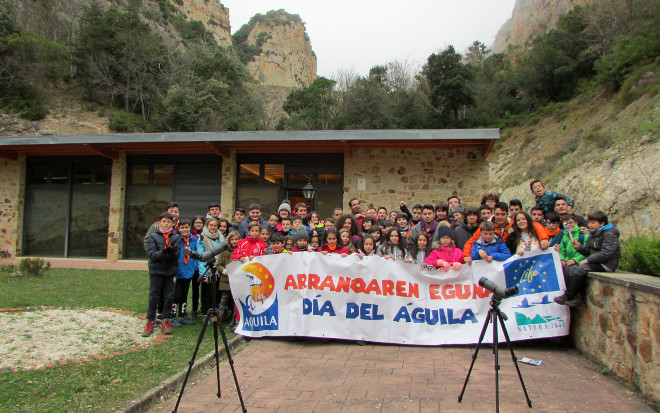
[425,224,463,271]
[232,221,267,263]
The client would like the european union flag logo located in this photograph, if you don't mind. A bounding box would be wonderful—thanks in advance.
[503,253,560,296]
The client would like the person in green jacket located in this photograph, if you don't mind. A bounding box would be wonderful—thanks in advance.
[557,214,588,267]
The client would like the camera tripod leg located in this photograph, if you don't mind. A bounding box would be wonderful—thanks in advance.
[493,311,500,413]
[497,313,533,408]
[212,310,222,398]
[217,309,248,413]
[458,308,494,403]
[172,309,213,412]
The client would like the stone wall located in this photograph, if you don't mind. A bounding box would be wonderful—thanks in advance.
[220,150,237,219]
[343,148,489,210]
[572,272,660,402]
[0,156,24,257]
[107,154,127,261]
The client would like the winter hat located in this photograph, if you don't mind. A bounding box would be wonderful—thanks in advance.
[436,225,453,239]
[294,226,309,242]
[278,202,292,213]
[450,205,465,216]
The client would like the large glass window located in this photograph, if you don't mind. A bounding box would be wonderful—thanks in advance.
[23,158,111,258]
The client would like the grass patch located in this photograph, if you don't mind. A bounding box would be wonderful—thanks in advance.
[0,268,233,412]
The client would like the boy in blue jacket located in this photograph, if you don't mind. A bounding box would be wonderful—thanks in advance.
[143,212,181,337]
[470,221,512,263]
[172,219,197,327]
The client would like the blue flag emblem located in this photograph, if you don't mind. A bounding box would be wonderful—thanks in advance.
[503,253,560,296]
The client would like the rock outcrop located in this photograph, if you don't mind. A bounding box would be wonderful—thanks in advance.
[237,12,316,88]
[493,0,590,52]
[179,0,231,47]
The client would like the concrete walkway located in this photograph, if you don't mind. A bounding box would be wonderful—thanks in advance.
[151,338,654,412]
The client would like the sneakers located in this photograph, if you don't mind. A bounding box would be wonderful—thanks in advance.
[171,317,181,328]
[553,293,569,305]
[142,320,155,337]
[565,294,586,307]
[161,319,172,335]
[179,315,193,325]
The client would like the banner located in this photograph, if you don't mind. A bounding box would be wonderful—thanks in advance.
[227,249,570,345]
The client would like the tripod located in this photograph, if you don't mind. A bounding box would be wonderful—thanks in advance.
[458,296,532,413]
[173,260,247,412]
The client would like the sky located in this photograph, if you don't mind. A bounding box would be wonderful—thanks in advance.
[221,0,518,78]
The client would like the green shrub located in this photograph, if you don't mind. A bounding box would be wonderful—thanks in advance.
[18,258,51,276]
[108,111,145,132]
[619,234,660,277]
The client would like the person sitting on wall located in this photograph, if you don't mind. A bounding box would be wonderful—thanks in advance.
[554,211,620,307]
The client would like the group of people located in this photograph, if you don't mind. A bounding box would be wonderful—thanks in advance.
[142,179,621,337]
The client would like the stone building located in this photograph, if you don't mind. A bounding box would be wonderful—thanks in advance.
[0,129,498,261]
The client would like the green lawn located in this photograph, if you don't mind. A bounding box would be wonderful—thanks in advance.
[0,267,233,412]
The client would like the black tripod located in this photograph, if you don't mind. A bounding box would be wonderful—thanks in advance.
[458,296,532,412]
[173,260,247,412]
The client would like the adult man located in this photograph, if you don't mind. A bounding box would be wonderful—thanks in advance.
[509,199,522,218]
[409,204,439,241]
[238,203,268,238]
[479,204,493,222]
[447,195,461,212]
[463,202,513,263]
[377,207,388,222]
[348,197,364,226]
[294,202,308,224]
[332,207,343,220]
[555,196,587,227]
[530,205,545,224]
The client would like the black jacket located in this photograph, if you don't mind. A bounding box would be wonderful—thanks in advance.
[575,224,620,271]
[147,230,181,276]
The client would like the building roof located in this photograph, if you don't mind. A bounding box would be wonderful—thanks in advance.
[0,129,499,160]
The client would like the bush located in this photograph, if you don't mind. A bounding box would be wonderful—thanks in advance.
[619,234,660,277]
[109,111,145,132]
[18,258,51,276]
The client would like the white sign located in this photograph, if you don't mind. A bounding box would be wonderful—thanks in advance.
[357,178,366,191]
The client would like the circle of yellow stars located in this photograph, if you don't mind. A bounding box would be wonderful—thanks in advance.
[511,259,548,292]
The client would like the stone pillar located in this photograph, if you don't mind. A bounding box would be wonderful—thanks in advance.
[107,153,126,261]
[0,155,25,257]
[220,150,236,219]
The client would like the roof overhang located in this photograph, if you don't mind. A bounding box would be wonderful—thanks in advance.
[0,129,499,160]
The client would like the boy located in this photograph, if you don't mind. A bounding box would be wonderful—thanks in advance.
[206,203,222,220]
[292,227,311,252]
[238,203,268,238]
[557,214,589,268]
[463,202,512,262]
[232,221,267,263]
[479,204,493,222]
[530,205,545,224]
[395,212,412,245]
[509,200,523,219]
[435,202,449,222]
[469,221,512,263]
[143,202,180,250]
[230,208,246,232]
[530,180,573,214]
[454,206,480,251]
[143,212,181,337]
[555,211,619,307]
[324,218,335,230]
[447,195,461,212]
[173,219,197,326]
[270,232,285,254]
[280,217,293,236]
[544,211,564,247]
[291,216,304,233]
[377,207,388,222]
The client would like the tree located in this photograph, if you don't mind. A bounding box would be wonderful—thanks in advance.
[280,76,337,130]
[421,45,475,126]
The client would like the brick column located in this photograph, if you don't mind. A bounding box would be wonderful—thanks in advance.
[220,150,236,218]
[107,152,126,261]
[0,155,25,257]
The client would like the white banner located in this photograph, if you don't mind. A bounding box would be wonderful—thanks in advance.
[227,249,570,345]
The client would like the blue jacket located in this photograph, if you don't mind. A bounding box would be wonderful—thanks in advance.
[237,217,268,238]
[197,235,222,275]
[470,236,512,262]
[177,235,198,279]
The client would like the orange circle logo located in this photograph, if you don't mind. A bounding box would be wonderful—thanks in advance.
[241,263,275,303]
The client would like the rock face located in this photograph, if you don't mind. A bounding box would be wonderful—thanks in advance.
[493,0,590,52]
[180,0,231,47]
[243,20,317,88]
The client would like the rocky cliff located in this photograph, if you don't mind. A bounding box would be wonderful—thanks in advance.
[176,0,231,46]
[493,0,589,52]
[236,12,317,88]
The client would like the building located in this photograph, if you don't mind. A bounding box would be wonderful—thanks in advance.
[0,129,498,260]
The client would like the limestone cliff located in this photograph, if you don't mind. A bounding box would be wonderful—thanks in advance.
[177,0,231,47]
[235,10,317,88]
[493,0,590,52]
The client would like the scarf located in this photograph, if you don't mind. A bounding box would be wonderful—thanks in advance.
[546,227,561,237]
[202,226,221,251]
[182,236,190,264]
[420,220,438,237]
[159,227,171,248]
[326,243,337,251]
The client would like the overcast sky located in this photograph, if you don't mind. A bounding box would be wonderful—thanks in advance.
[221,0,517,78]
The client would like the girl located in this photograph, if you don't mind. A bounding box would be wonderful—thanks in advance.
[425,224,463,271]
[196,217,223,314]
[338,228,356,253]
[361,216,375,232]
[336,214,362,249]
[409,232,431,266]
[218,218,230,239]
[319,228,348,256]
[308,211,324,239]
[283,235,295,252]
[189,215,205,318]
[377,228,411,262]
[435,202,449,223]
[216,231,240,323]
[368,225,383,247]
[356,234,377,258]
[267,213,279,233]
[506,212,550,256]
[191,215,205,239]
[388,210,398,223]
[260,225,272,254]
[309,235,321,251]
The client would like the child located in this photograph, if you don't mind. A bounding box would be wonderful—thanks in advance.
[454,206,480,250]
[143,212,181,337]
[143,202,180,251]
[267,213,279,233]
[230,208,246,232]
[309,235,321,251]
[469,221,512,263]
[191,215,205,239]
[361,216,375,232]
[189,215,205,318]
[324,218,335,231]
[555,211,619,307]
[319,228,349,256]
[377,228,411,262]
[293,227,312,252]
[336,214,362,249]
[530,180,573,214]
[506,212,550,256]
[270,232,286,254]
[283,235,295,252]
[395,213,412,246]
[173,219,197,326]
[280,217,293,236]
[409,232,431,266]
[232,221,267,263]
[425,224,463,271]
[544,211,564,247]
[356,234,377,258]
[368,225,383,247]
[206,202,222,220]
[216,231,240,323]
[338,228,356,253]
[259,225,271,252]
[197,217,223,315]
[557,214,589,267]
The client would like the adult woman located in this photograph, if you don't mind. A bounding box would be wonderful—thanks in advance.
[335,214,362,249]
[506,212,550,256]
